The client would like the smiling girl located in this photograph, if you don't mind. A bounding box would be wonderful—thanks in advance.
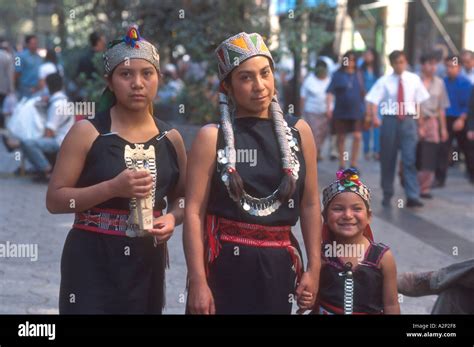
[314,168,400,314]
[46,26,186,314]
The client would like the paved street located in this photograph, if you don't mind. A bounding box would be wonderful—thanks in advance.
[0,128,473,314]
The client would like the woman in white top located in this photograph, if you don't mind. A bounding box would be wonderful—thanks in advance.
[300,59,331,160]
[38,48,63,94]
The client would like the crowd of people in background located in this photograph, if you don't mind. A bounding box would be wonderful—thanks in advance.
[0,31,473,200]
[299,46,474,208]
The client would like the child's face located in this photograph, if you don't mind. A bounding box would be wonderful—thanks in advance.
[326,192,371,239]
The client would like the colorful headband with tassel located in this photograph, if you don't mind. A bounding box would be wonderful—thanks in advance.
[322,168,371,212]
[103,25,160,75]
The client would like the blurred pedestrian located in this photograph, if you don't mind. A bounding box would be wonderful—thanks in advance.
[15,35,43,99]
[417,52,450,198]
[434,55,474,187]
[76,32,105,81]
[468,88,474,142]
[366,50,429,208]
[300,59,331,160]
[20,73,73,182]
[38,48,63,94]
[0,38,14,128]
[326,51,365,170]
[73,32,105,100]
[460,49,474,85]
[155,63,184,121]
[361,48,382,161]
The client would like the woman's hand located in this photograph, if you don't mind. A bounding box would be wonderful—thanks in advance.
[441,127,449,142]
[109,169,153,199]
[453,117,465,132]
[187,280,216,315]
[295,271,318,314]
[147,213,176,243]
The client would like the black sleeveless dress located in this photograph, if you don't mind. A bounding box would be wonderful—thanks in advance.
[206,115,306,314]
[315,241,389,314]
[59,109,180,314]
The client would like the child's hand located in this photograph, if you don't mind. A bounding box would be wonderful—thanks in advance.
[147,213,176,244]
[295,271,318,314]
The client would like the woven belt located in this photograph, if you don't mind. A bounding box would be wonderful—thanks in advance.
[73,207,162,237]
[205,214,302,281]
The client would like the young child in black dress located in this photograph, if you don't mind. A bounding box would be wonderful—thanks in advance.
[313,168,400,314]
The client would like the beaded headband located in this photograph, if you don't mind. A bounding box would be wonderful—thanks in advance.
[103,25,160,75]
[322,168,371,211]
[215,32,274,82]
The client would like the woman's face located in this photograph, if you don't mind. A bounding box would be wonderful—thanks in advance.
[108,59,159,112]
[326,192,371,240]
[224,55,275,117]
[363,50,374,64]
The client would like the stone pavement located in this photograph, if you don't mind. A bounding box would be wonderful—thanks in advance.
[0,127,473,314]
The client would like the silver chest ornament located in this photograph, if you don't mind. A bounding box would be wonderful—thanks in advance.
[124,143,157,237]
[218,122,300,217]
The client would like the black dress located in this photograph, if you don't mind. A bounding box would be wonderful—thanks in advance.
[59,109,180,314]
[206,115,306,314]
[316,241,389,314]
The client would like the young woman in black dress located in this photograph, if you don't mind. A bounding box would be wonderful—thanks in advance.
[184,32,322,314]
[46,26,186,314]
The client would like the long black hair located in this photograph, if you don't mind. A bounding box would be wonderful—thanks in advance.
[360,48,381,78]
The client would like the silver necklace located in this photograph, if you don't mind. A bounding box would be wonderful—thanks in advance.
[217,120,300,217]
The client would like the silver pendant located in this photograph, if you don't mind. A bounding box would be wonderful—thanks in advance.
[218,156,229,164]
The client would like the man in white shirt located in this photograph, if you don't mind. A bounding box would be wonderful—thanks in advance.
[20,73,74,182]
[366,50,430,208]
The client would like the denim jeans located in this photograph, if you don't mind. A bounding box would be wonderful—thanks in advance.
[21,137,59,172]
[362,126,380,154]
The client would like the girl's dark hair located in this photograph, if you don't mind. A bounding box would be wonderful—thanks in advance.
[339,50,357,72]
[45,48,57,64]
[360,48,381,77]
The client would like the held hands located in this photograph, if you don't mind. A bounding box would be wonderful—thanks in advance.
[453,117,465,132]
[418,126,426,140]
[468,130,474,141]
[441,128,449,142]
[109,169,153,199]
[372,116,381,128]
[295,271,318,314]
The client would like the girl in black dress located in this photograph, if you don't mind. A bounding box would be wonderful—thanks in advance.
[184,32,322,314]
[314,168,399,314]
[46,26,186,314]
